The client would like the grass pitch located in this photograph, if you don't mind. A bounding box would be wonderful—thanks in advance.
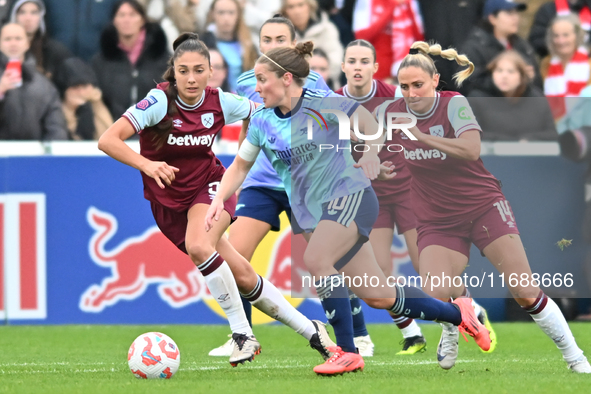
[0,323,590,394]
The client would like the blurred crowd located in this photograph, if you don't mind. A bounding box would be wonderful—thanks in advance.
[2,0,591,143]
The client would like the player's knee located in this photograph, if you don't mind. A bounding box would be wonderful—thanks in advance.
[363,297,392,309]
[186,243,215,265]
[232,264,258,292]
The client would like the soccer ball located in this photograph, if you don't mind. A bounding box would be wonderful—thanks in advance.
[128,332,180,379]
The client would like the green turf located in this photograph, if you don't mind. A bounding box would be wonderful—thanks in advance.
[0,323,590,394]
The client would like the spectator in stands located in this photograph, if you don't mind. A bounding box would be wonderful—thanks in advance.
[207,47,231,91]
[54,58,113,140]
[469,50,556,141]
[282,0,343,84]
[10,0,72,85]
[316,0,354,49]
[91,0,169,120]
[44,0,120,61]
[139,0,202,50]
[0,0,17,25]
[202,0,258,92]
[529,0,591,59]
[541,14,591,119]
[461,0,541,96]
[353,0,423,82]
[0,23,67,140]
[418,0,485,90]
[310,48,334,90]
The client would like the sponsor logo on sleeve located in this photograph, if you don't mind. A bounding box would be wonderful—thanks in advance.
[458,106,472,120]
[136,95,158,111]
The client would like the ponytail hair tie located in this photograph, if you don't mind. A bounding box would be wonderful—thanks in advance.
[409,48,420,55]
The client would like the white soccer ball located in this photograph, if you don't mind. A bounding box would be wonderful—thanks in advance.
[128,332,180,379]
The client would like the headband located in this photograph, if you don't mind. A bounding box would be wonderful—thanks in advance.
[261,53,288,72]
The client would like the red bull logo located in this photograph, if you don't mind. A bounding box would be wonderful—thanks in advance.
[80,208,306,324]
[80,207,206,312]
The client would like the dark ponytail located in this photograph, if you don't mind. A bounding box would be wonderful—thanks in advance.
[257,41,313,86]
[151,32,210,148]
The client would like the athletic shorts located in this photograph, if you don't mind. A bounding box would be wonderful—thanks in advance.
[416,198,520,258]
[150,179,237,254]
[236,186,291,232]
[291,187,378,270]
[373,192,417,233]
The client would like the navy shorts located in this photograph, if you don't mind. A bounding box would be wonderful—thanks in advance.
[236,186,292,232]
[321,187,379,270]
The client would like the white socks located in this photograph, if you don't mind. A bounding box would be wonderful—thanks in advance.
[198,252,253,336]
[528,296,583,363]
[244,275,316,340]
[400,320,423,338]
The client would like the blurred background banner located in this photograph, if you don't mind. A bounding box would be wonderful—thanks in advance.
[0,142,587,324]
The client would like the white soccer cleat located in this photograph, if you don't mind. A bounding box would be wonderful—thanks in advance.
[208,335,234,357]
[354,335,374,357]
[437,322,459,370]
[229,333,261,367]
[568,355,591,373]
[309,320,337,360]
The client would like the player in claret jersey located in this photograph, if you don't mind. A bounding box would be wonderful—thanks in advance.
[338,39,497,356]
[336,39,426,356]
[378,41,591,373]
[207,41,491,376]
[98,33,336,367]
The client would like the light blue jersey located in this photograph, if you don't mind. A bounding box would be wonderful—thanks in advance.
[245,88,370,231]
[237,69,330,191]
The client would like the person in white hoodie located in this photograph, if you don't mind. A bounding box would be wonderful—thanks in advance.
[281,0,343,84]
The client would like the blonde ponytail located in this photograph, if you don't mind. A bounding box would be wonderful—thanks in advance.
[402,41,475,87]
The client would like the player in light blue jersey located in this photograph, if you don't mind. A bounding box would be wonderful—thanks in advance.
[206,42,492,376]
[208,15,354,358]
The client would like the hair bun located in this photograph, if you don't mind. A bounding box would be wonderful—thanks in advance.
[295,41,314,57]
[173,32,200,51]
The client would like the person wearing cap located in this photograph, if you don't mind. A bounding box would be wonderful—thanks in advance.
[10,0,72,85]
[55,57,113,140]
[460,0,541,96]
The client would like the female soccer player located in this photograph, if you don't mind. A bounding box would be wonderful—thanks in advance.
[98,33,335,367]
[337,39,426,356]
[378,41,591,373]
[209,16,374,358]
[206,41,491,376]
[338,39,498,356]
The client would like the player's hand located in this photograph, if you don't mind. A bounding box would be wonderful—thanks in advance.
[377,161,397,181]
[205,197,224,232]
[391,116,421,140]
[354,152,380,180]
[141,160,179,189]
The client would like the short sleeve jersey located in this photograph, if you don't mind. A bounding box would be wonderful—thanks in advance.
[378,91,505,225]
[236,69,331,191]
[246,88,369,231]
[123,83,256,210]
[335,79,411,202]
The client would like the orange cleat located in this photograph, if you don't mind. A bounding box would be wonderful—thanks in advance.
[452,297,491,351]
[313,346,364,376]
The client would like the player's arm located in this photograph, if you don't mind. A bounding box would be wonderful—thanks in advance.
[98,90,179,189]
[411,129,481,161]
[351,104,383,180]
[205,139,260,231]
